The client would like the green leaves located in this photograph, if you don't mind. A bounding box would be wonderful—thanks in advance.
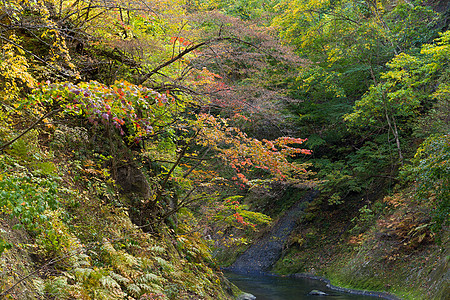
[0,238,12,256]
[348,29,450,127]
[0,169,62,257]
[403,134,450,231]
[385,2,439,51]
[0,173,59,232]
[345,29,450,166]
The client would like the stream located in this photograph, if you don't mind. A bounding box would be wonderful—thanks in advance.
[224,190,395,299]
[225,272,382,300]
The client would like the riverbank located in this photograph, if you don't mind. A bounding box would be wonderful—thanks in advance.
[225,271,393,300]
[271,191,449,300]
[291,273,401,300]
[216,185,448,300]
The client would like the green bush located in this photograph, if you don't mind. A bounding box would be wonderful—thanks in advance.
[403,134,450,231]
[0,163,60,255]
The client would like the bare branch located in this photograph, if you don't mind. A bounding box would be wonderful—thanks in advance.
[0,108,62,151]
[137,37,258,85]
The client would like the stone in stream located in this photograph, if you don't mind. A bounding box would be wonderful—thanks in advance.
[308,289,328,296]
[237,292,256,300]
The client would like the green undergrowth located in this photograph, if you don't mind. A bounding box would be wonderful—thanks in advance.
[0,125,235,300]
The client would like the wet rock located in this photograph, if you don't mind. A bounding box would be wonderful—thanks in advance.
[308,289,328,296]
[237,292,256,300]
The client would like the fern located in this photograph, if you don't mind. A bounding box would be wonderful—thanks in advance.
[73,267,94,281]
[137,257,154,270]
[92,287,123,300]
[32,278,45,297]
[102,240,116,254]
[110,271,130,284]
[154,257,173,270]
[122,252,138,267]
[127,283,141,297]
[100,275,121,289]
[137,282,163,294]
[44,276,70,299]
[73,253,91,267]
[136,272,163,284]
[149,245,165,254]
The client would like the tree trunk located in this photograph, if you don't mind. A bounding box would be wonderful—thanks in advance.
[384,110,404,166]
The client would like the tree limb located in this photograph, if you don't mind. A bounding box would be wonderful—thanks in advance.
[137,37,257,85]
[153,129,200,204]
[0,109,62,151]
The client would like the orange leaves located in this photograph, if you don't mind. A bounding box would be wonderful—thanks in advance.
[217,196,270,229]
[383,194,407,209]
[116,88,125,98]
[170,36,191,47]
[272,137,312,156]
[236,173,248,184]
[348,233,366,246]
[232,113,250,122]
[233,212,253,227]
[189,67,224,88]
[196,113,312,186]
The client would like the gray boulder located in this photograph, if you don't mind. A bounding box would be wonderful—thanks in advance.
[237,292,256,300]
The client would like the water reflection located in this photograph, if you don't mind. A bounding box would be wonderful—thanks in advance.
[225,272,380,300]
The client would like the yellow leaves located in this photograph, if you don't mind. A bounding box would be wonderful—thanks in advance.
[348,233,366,246]
[0,36,37,103]
[41,29,48,39]
[42,118,55,129]
[326,47,343,66]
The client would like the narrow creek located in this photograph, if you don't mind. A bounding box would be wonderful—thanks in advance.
[224,190,396,299]
[225,272,381,300]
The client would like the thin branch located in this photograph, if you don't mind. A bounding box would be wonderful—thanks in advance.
[137,37,257,85]
[0,109,62,151]
[183,147,211,179]
[0,253,72,298]
[153,130,200,204]
[160,186,197,221]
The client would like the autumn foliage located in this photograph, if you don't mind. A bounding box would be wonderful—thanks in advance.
[197,113,312,186]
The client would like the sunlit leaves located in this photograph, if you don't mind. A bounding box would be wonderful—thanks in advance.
[196,113,312,186]
[30,80,177,142]
[1,0,79,78]
[0,37,36,103]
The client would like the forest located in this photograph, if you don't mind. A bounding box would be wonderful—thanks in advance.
[0,0,448,299]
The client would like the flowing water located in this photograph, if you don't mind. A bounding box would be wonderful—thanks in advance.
[225,191,394,299]
[225,272,383,300]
